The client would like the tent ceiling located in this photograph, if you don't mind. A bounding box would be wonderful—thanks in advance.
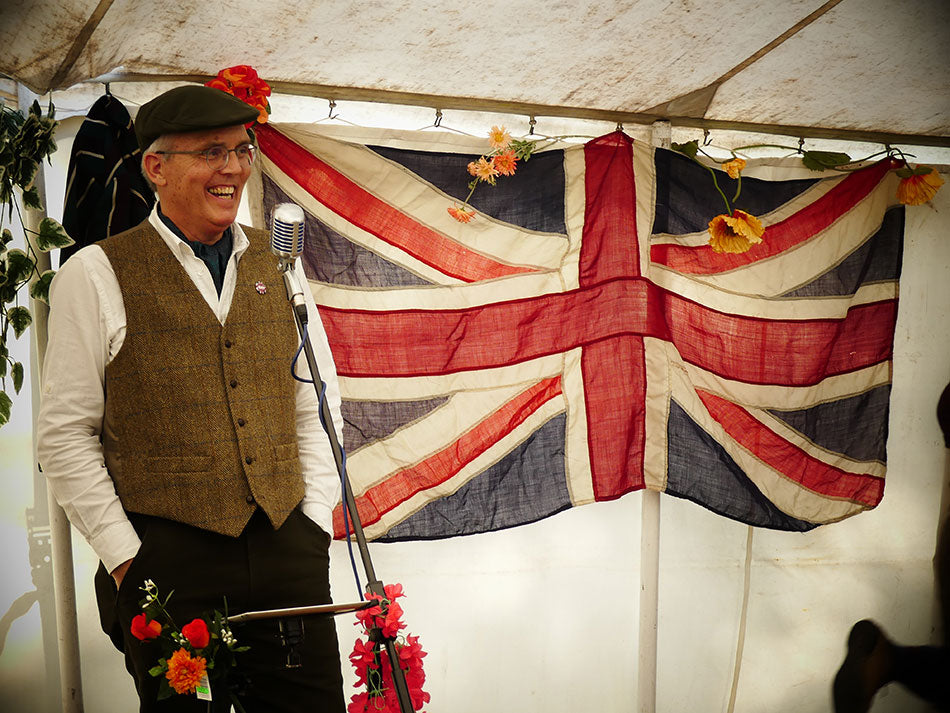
[2,0,949,145]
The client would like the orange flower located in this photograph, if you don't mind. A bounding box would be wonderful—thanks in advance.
[897,165,944,206]
[707,210,765,254]
[448,205,476,223]
[206,65,272,124]
[488,126,512,150]
[722,157,747,179]
[492,150,518,177]
[165,647,207,695]
[470,157,499,184]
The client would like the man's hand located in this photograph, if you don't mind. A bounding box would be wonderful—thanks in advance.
[111,558,134,589]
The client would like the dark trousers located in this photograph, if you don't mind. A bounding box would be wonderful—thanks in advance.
[95,508,345,712]
[892,513,950,709]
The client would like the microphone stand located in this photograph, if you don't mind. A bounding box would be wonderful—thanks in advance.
[280,261,415,713]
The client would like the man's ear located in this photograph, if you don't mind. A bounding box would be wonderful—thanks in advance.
[142,152,167,187]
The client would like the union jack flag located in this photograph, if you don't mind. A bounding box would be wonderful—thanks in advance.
[255,123,903,540]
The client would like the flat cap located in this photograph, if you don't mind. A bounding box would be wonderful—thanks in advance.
[134,85,260,150]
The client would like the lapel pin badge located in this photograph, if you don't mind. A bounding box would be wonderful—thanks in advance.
[255,280,267,294]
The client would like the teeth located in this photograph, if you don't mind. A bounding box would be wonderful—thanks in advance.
[208,187,235,196]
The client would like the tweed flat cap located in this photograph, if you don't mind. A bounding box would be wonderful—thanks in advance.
[134,85,259,150]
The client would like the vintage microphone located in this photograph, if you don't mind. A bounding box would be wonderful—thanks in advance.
[254,203,414,712]
[270,203,308,323]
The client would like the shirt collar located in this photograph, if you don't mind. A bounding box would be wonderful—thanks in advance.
[148,203,250,259]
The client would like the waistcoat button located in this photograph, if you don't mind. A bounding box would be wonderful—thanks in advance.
[224,340,232,348]
[245,456,254,465]
[246,495,255,504]
[230,379,238,388]
[237,418,246,427]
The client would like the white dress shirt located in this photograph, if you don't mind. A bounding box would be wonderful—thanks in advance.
[36,207,344,573]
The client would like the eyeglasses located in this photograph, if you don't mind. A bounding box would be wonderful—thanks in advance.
[153,143,257,171]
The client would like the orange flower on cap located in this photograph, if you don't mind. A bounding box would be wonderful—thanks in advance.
[206,65,272,124]
[707,210,765,254]
[896,165,944,206]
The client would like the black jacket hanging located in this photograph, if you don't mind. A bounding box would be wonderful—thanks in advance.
[60,94,155,263]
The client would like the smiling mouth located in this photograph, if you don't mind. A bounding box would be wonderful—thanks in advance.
[208,186,236,198]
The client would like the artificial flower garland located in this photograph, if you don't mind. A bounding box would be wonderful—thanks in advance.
[348,584,430,712]
[450,126,944,256]
[671,138,944,254]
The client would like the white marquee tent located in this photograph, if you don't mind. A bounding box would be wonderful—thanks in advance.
[1,1,949,712]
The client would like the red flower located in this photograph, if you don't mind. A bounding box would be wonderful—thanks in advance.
[130,613,162,640]
[182,618,210,649]
[205,65,272,124]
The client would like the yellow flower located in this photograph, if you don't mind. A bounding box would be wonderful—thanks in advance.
[448,205,476,223]
[165,647,207,695]
[470,157,499,184]
[722,157,747,179]
[707,210,765,254]
[488,126,512,150]
[897,166,944,206]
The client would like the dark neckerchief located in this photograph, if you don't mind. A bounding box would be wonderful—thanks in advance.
[157,206,233,296]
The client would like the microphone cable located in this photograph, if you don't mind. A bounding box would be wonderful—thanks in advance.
[292,323,363,598]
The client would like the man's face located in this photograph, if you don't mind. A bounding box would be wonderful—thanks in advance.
[149,124,252,244]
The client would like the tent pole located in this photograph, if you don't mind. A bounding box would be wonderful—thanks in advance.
[638,120,671,713]
[19,84,85,712]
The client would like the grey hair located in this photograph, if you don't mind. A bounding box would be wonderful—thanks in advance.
[140,134,177,193]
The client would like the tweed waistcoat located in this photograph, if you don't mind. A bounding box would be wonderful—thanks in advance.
[98,220,304,536]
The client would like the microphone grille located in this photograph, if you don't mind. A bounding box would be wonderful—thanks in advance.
[271,203,306,258]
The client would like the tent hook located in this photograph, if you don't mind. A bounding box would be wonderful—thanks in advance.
[528,115,536,136]
[798,137,805,152]
[702,128,711,146]
[434,109,443,127]
[104,82,112,96]
[327,99,338,120]
[616,121,624,133]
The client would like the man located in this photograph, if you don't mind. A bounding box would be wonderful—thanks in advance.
[37,85,346,712]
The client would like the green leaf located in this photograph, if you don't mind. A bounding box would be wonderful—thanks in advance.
[29,269,55,305]
[1,229,12,245]
[36,218,74,251]
[7,305,32,337]
[147,663,167,677]
[510,139,536,162]
[0,391,11,427]
[12,362,23,393]
[0,358,5,378]
[896,165,934,179]
[672,140,699,159]
[4,248,34,285]
[801,150,852,171]
[21,186,42,210]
